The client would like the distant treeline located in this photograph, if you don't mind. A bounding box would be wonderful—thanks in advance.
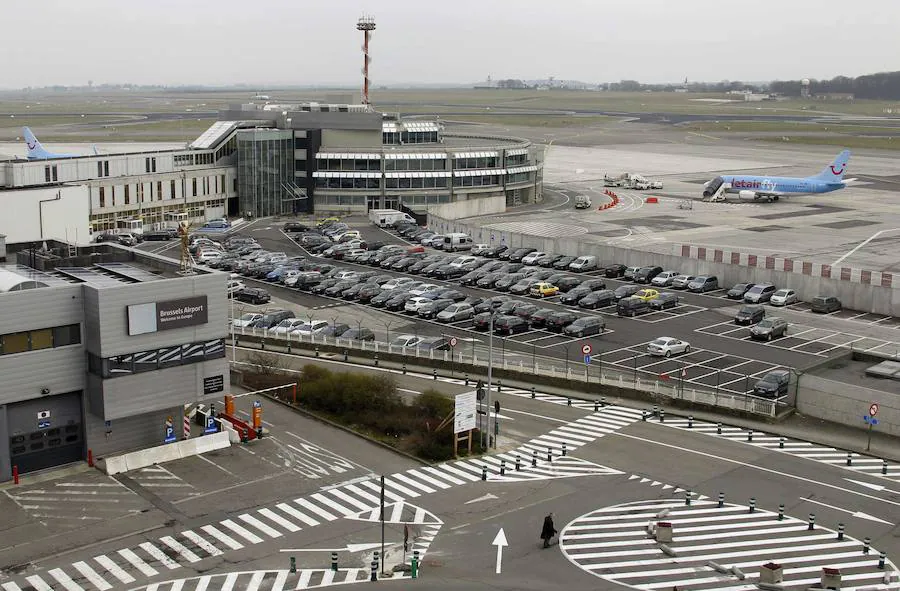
[770,72,900,100]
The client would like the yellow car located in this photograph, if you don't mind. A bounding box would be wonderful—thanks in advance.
[634,288,660,302]
[317,216,341,227]
[530,282,560,298]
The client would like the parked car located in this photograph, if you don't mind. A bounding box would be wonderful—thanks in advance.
[623,266,641,281]
[234,288,271,305]
[250,309,293,329]
[232,312,263,328]
[471,244,492,256]
[294,320,330,336]
[753,369,791,398]
[617,296,651,317]
[811,295,842,313]
[530,282,560,298]
[613,284,642,300]
[528,308,556,327]
[647,337,691,357]
[568,255,599,272]
[391,334,421,348]
[521,251,547,266]
[649,292,679,310]
[670,275,695,290]
[750,317,788,341]
[404,296,433,314]
[472,312,494,330]
[634,266,664,284]
[650,271,681,287]
[474,296,510,313]
[562,316,605,337]
[744,283,777,304]
[770,289,799,307]
[552,256,577,270]
[494,315,530,335]
[416,336,451,351]
[418,299,455,319]
[734,305,765,325]
[727,282,755,299]
[507,247,537,262]
[544,311,578,332]
[483,245,508,258]
[537,254,566,267]
[343,327,376,341]
[319,323,351,337]
[560,286,594,305]
[604,264,627,278]
[555,276,583,292]
[578,289,615,309]
[437,302,475,322]
[271,318,306,335]
[687,275,719,293]
[633,288,660,302]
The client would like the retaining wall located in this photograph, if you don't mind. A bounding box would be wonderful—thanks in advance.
[797,374,900,437]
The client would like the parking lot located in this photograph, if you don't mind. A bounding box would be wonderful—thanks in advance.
[695,319,900,357]
[594,342,789,397]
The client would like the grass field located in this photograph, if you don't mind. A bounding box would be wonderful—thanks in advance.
[680,121,900,134]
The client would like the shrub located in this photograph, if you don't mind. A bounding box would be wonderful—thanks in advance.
[414,390,453,421]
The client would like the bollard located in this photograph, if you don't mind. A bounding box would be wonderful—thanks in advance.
[497,379,502,392]
[808,513,815,530]
[87,449,94,468]
[685,490,692,506]
[883,460,888,475]
[749,497,756,513]
[315,346,320,358]
[642,410,648,422]
[343,349,348,362]
[412,550,419,579]
[718,492,725,508]
[374,354,379,367]
[688,416,693,429]
[433,368,437,380]
[12,465,18,485]
[547,447,552,463]
[261,340,266,350]
[515,455,521,471]
[374,551,380,571]
[779,436,784,449]
[863,537,871,554]
[847,452,852,466]
[837,523,845,540]
[879,551,886,569]
[717,423,722,435]
[747,430,753,442]
[531,386,536,399]
[562,442,567,457]
[290,556,296,573]
[465,374,469,386]
[653,405,659,417]
[500,460,506,476]
[660,410,665,423]
[532,450,538,467]
[482,465,487,481]
[370,559,377,582]
[778,504,784,521]
[286,341,291,353]
[567,397,572,407]
[601,396,607,407]
[594,400,599,412]
[402,364,407,375]
[332,552,338,571]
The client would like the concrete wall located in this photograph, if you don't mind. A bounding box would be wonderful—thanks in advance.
[320,129,382,148]
[428,194,506,221]
[0,185,91,244]
[797,374,900,437]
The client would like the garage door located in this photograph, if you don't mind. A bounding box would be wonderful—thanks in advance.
[7,392,84,474]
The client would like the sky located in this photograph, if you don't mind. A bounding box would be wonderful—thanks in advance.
[4,0,899,88]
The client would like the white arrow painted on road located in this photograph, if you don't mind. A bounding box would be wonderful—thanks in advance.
[845,478,900,496]
[800,497,893,525]
[465,493,498,505]
[492,528,508,574]
[280,542,384,553]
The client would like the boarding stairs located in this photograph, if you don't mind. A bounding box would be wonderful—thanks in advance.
[702,182,730,202]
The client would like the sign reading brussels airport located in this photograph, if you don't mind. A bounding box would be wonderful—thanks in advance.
[128,296,209,335]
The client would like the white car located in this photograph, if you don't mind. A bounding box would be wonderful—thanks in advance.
[670,275,695,290]
[293,320,330,335]
[382,277,414,290]
[404,296,432,314]
[332,230,361,242]
[770,289,799,307]
[647,337,691,357]
[521,251,547,266]
[271,318,305,335]
[391,334,421,348]
[227,279,245,296]
[332,270,358,280]
[651,271,681,287]
[449,256,478,268]
[232,312,262,327]
[197,250,223,263]
[409,283,439,296]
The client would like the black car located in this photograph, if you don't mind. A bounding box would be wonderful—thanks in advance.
[613,284,641,300]
[555,276,583,292]
[537,254,565,267]
[484,245,509,258]
[474,296,510,313]
[509,280,536,296]
[438,289,467,302]
[475,272,505,289]
[753,370,791,398]
[386,293,415,311]
[560,287,593,305]
[545,311,578,332]
[562,316,606,337]
[356,283,384,303]
[418,298,454,319]
[580,278,607,291]
[727,282,755,299]
[528,308,556,327]
[472,312,494,330]
[341,282,369,300]
[507,247,537,262]
[416,337,451,352]
[391,257,422,271]
[649,292,679,310]
[343,327,376,341]
[320,323,351,337]
[494,315,530,335]
[310,278,340,294]
[552,256,577,270]
[514,302,541,320]
[634,266,664,284]
[250,309,293,329]
[604,264,627,278]
[495,273,528,292]
[143,231,172,241]
[496,300,527,315]
[735,305,766,325]
[578,290,615,309]
[370,289,401,307]
[235,288,271,305]
[433,265,466,280]
[459,270,486,286]
[324,280,358,297]
[283,222,310,233]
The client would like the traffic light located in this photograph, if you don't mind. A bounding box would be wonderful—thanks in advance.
[494,400,500,414]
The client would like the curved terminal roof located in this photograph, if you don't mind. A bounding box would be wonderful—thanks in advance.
[0,269,49,292]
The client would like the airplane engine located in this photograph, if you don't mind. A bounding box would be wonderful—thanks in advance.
[738,190,759,201]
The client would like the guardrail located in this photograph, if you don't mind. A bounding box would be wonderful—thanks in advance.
[229,325,778,418]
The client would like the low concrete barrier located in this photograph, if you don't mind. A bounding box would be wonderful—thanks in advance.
[102,431,230,475]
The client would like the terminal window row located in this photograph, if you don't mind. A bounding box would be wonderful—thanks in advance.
[87,338,226,378]
[0,324,81,356]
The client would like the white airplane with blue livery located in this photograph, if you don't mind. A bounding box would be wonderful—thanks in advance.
[23,127,98,160]
[702,150,854,202]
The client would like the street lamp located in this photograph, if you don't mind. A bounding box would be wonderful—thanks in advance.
[484,304,502,450]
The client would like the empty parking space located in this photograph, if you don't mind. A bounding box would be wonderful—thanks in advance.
[593,342,789,396]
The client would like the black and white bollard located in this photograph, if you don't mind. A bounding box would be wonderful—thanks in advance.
[500,460,506,475]
[370,559,377,581]
[837,523,845,540]
[778,504,785,521]
[497,379,502,392]
[718,492,725,508]
[531,386,536,399]
[465,374,469,386]
[482,465,487,481]
[879,551,886,569]
[547,447,552,463]
[433,368,437,380]
[653,405,659,417]
[883,460,888,475]
[374,354,379,367]
[315,346,320,358]
[594,400,599,412]
[562,442,567,456]
[412,550,420,579]
[532,450,538,467]
[515,455,521,471]
[685,490,692,506]
[808,513,815,530]
[332,552,338,571]
[402,364,407,374]
[688,416,694,429]
[601,397,607,407]
[567,397,572,406]
[642,410,648,422]
[779,436,785,449]
[749,497,756,513]
[747,430,753,442]
[717,422,722,435]
[863,537,871,554]
[659,409,665,423]
[290,556,296,573]
[847,452,852,466]
[374,551,380,572]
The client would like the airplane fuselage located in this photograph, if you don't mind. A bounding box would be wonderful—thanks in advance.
[722,175,845,195]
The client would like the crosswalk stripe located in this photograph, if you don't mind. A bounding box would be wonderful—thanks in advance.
[554,428,597,441]
[220,572,238,591]
[24,576,53,591]
[72,561,113,590]
[93,555,135,584]
[170,581,185,591]
[259,508,301,533]
[238,514,282,538]
[139,541,180,569]
[117,548,158,577]
[391,473,435,494]
[421,466,466,485]
[320,570,336,586]
[310,492,355,516]
[271,570,288,591]
[201,524,243,550]
[194,575,211,591]
[343,568,363,583]
[160,536,202,563]
[296,570,313,588]
[382,477,422,498]
[182,529,224,557]
[276,502,320,527]
[406,468,452,489]
[48,569,83,591]
[294,497,339,521]
[246,572,266,591]
[343,483,382,505]
[357,479,404,502]
[327,488,374,511]
[1,583,24,591]
[450,460,484,476]
[389,502,404,522]
[221,519,264,544]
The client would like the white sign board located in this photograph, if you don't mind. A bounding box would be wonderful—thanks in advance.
[454,391,477,434]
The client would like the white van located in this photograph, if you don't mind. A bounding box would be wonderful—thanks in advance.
[569,255,599,272]
[443,233,474,252]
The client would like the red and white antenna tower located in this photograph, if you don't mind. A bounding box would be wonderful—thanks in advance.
[356,14,376,109]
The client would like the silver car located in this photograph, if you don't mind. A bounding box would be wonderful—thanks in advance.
[651,271,680,287]
[671,275,695,289]
[436,302,475,322]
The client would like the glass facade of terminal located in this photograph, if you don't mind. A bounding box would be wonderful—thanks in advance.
[237,129,295,218]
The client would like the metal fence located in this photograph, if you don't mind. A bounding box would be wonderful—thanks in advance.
[230,325,777,418]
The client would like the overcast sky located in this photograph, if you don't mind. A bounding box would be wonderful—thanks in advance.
[4,0,898,88]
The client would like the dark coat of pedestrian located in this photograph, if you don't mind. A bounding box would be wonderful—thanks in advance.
[541,513,557,547]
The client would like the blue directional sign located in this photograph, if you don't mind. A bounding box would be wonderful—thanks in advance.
[38,420,51,429]
[584,355,592,365]
[864,415,879,426]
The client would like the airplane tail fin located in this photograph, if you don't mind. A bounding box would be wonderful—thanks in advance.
[813,150,851,182]
[23,127,50,159]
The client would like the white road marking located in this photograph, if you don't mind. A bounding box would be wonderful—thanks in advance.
[181,529,224,557]
[93,555,135,584]
[200,524,243,550]
[117,548,158,577]
[72,561,113,591]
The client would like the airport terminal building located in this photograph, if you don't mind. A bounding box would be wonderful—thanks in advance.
[0,102,543,242]
[0,239,228,481]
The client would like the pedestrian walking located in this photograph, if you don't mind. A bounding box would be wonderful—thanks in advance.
[541,512,557,548]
